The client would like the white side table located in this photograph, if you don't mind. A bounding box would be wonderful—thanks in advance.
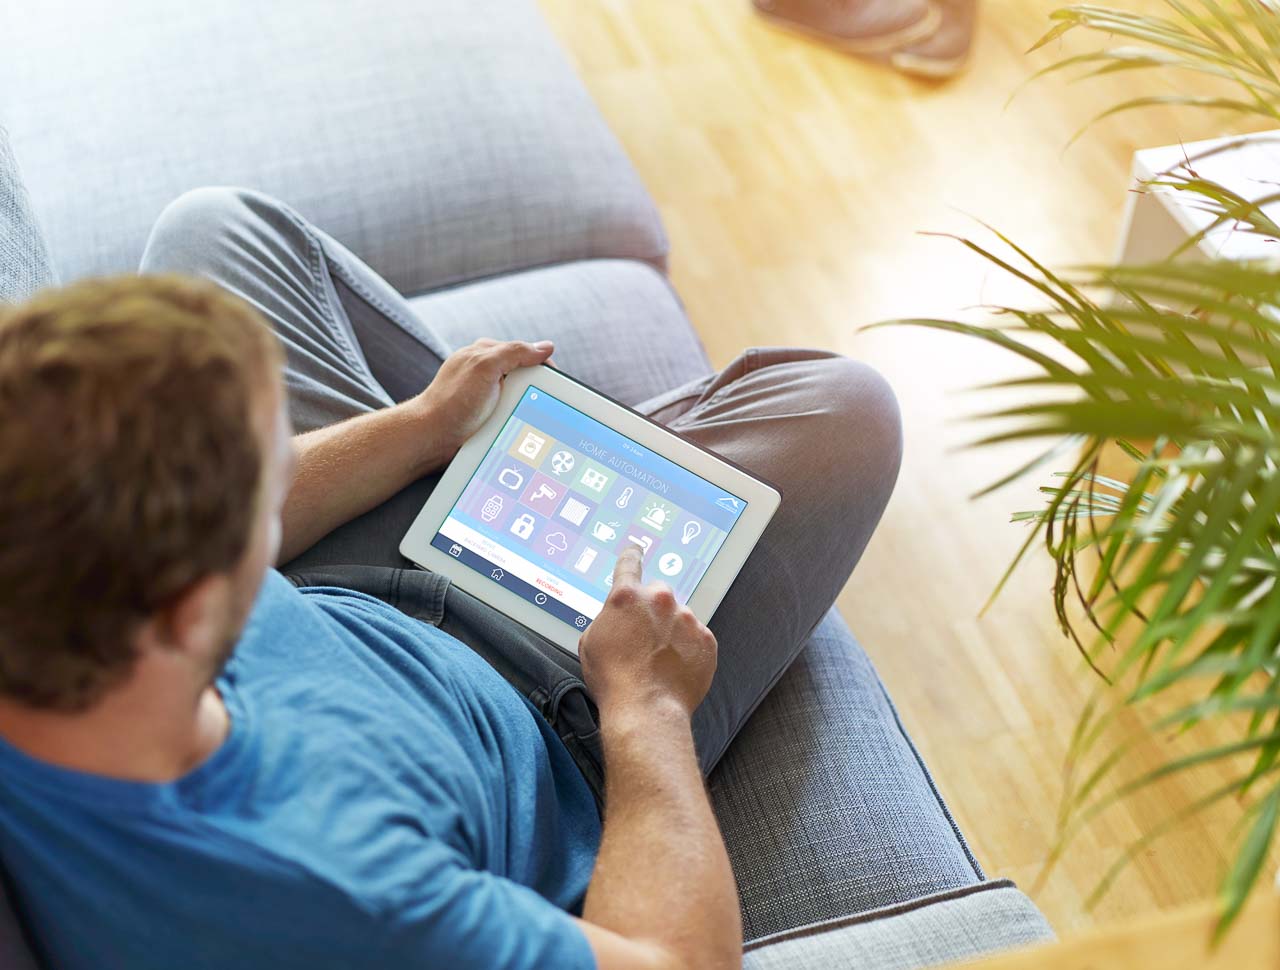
[1114,130,1280,264]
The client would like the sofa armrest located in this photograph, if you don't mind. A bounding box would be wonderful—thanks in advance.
[742,880,1054,970]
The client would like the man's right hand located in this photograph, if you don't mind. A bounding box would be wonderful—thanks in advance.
[578,545,718,720]
[576,544,740,970]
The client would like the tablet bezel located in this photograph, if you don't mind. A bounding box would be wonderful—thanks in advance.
[399,365,782,657]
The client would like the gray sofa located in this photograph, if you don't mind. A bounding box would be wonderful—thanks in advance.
[0,1,1054,966]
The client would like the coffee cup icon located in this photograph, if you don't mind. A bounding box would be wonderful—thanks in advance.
[592,521,619,542]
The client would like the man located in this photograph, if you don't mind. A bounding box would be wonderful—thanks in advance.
[0,188,901,968]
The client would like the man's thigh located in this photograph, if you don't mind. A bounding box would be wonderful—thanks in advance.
[647,349,903,773]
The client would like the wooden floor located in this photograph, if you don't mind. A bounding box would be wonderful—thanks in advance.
[540,0,1273,936]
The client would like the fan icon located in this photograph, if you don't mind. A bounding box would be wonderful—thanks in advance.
[551,450,576,476]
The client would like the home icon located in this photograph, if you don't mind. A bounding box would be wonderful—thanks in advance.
[491,568,504,581]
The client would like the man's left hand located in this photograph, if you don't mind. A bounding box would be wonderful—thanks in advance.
[279,338,554,565]
[417,338,555,456]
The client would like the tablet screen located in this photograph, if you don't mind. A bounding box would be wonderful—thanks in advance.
[429,385,748,632]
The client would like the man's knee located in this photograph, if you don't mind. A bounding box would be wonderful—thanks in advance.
[141,187,280,275]
[802,356,903,508]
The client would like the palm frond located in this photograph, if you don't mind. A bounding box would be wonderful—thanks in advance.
[880,239,1280,931]
[877,0,1280,935]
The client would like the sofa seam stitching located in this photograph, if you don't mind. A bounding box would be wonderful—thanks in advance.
[284,206,380,385]
[877,675,986,881]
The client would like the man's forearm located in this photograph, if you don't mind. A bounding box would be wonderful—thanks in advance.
[582,699,742,969]
[278,398,454,564]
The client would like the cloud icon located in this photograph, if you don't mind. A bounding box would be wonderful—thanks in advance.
[545,531,569,555]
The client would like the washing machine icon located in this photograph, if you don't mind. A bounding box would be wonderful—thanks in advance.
[510,513,536,540]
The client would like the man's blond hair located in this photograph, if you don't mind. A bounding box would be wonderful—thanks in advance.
[0,275,283,710]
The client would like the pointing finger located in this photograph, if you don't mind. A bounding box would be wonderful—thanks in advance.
[611,544,643,589]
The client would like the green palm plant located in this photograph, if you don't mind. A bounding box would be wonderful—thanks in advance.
[878,0,1280,936]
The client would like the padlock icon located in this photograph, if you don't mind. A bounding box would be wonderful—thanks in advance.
[511,513,535,540]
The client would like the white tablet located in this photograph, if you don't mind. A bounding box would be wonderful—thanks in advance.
[400,365,781,656]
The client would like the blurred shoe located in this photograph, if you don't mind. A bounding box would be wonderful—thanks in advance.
[890,0,977,78]
[753,0,942,55]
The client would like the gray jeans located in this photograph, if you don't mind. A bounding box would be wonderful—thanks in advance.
[140,187,903,794]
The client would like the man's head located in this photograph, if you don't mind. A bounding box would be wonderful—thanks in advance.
[0,275,291,712]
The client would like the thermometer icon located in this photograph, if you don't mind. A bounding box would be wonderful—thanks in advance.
[616,486,634,509]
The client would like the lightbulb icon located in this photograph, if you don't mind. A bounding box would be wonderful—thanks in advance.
[680,521,702,545]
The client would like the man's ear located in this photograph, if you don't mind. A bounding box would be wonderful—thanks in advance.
[141,574,232,659]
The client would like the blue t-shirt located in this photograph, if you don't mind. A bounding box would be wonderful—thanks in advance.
[0,571,601,969]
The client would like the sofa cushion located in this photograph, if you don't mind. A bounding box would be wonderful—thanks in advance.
[0,127,56,303]
[409,258,710,406]
[743,880,1055,970]
[0,0,665,297]
[709,609,990,942]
